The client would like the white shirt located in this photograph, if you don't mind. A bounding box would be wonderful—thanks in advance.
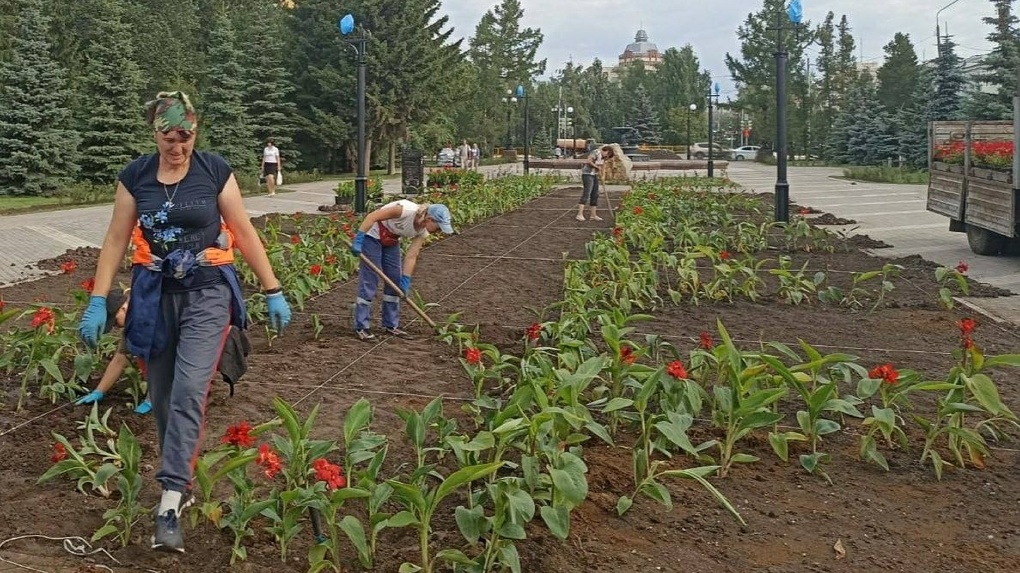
[367,200,429,240]
[263,145,280,163]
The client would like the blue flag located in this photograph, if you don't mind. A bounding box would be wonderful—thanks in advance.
[787,0,803,24]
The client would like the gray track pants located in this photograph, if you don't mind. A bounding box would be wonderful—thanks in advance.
[148,282,232,493]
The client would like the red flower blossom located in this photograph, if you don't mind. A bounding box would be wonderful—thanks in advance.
[30,307,55,332]
[798,207,811,215]
[526,323,542,341]
[51,442,67,463]
[719,250,732,260]
[60,260,77,274]
[648,193,657,200]
[666,360,687,380]
[868,363,899,385]
[80,277,95,293]
[955,260,968,274]
[699,331,714,350]
[290,234,301,245]
[620,346,635,365]
[293,212,302,221]
[311,458,347,490]
[257,443,282,479]
[329,214,340,222]
[0,298,5,312]
[632,206,644,215]
[310,264,322,276]
[464,347,482,365]
[612,226,623,238]
[958,318,976,336]
[221,422,255,448]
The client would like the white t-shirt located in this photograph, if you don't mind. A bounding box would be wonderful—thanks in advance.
[367,200,429,240]
[263,145,280,164]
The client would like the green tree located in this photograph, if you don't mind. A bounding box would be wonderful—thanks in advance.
[876,32,920,112]
[0,0,79,195]
[123,0,202,96]
[897,67,934,169]
[963,0,1020,119]
[812,13,857,158]
[0,0,15,62]
[649,46,710,119]
[828,74,896,165]
[932,35,966,121]
[579,59,623,142]
[202,11,257,173]
[531,126,553,157]
[74,0,148,184]
[627,85,661,144]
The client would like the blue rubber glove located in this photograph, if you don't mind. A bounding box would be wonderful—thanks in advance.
[134,399,152,415]
[75,390,105,405]
[351,231,366,256]
[79,295,108,348]
[266,291,292,333]
[399,275,412,294]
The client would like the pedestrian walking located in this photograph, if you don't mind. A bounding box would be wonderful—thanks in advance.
[471,143,480,170]
[576,145,615,221]
[78,91,291,554]
[349,200,455,340]
[261,138,282,196]
[459,139,471,170]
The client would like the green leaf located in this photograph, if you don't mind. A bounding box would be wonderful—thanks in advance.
[385,510,419,528]
[856,377,881,399]
[601,397,634,413]
[507,488,536,522]
[499,543,522,573]
[436,549,477,566]
[454,505,488,544]
[965,374,1012,417]
[639,481,673,510]
[435,462,503,506]
[859,435,889,471]
[768,432,790,462]
[38,358,64,383]
[616,495,634,515]
[94,463,121,488]
[343,398,372,446]
[731,453,760,464]
[814,419,841,436]
[399,563,423,573]
[984,354,1020,368]
[339,515,371,567]
[540,505,570,539]
[799,452,830,474]
[549,453,588,507]
[91,524,119,541]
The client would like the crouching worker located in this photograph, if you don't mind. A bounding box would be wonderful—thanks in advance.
[74,288,152,414]
[349,200,455,340]
[78,91,291,554]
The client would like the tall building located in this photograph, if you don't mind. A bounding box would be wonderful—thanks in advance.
[619,29,662,71]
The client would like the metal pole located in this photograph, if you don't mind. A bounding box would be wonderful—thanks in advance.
[504,104,512,152]
[708,92,715,177]
[775,10,790,223]
[1012,65,1020,200]
[686,109,692,160]
[523,96,530,175]
[355,39,367,214]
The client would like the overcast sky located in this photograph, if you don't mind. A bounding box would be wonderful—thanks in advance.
[441,0,993,99]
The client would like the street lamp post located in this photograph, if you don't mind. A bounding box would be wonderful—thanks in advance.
[339,14,369,214]
[772,0,803,223]
[707,83,720,177]
[566,106,575,150]
[686,103,697,160]
[516,84,529,175]
[501,90,517,153]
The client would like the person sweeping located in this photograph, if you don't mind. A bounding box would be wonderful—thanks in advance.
[349,200,455,340]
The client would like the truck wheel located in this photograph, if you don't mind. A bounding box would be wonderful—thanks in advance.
[966,225,1007,255]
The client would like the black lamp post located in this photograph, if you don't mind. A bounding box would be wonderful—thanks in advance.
[686,103,697,160]
[339,14,369,214]
[516,84,529,175]
[567,106,575,149]
[707,82,720,177]
[772,0,803,223]
[501,90,517,153]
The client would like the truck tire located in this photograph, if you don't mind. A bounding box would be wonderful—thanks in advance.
[966,224,1007,256]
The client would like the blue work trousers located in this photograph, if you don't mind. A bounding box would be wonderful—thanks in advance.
[354,236,401,330]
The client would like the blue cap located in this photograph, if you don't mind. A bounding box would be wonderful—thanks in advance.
[427,204,455,234]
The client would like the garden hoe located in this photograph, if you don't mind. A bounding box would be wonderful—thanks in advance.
[355,252,438,329]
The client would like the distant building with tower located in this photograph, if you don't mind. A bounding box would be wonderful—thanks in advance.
[608,29,663,79]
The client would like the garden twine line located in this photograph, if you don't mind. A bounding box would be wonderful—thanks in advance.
[0,402,72,438]
[0,533,159,573]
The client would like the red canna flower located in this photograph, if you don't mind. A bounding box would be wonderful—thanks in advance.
[0,297,5,312]
[868,363,899,385]
[257,443,282,479]
[632,206,644,215]
[50,442,67,463]
[30,307,55,332]
[612,226,623,238]
[666,360,688,380]
[719,250,732,260]
[958,318,976,336]
[311,458,347,490]
[464,347,482,365]
[526,322,542,341]
[329,214,340,222]
[293,212,302,221]
[60,260,77,274]
[648,193,657,200]
[80,277,95,293]
[798,207,811,215]
[221,422,255,448]
[699,331,714,350]
[620,346,635,365]
[290,234,301,245]
[955,260,968,274]
[310,264,322,276]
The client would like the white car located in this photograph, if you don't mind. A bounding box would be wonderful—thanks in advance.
[731,146,760,161]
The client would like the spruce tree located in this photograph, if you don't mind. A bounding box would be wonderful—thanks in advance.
[75,0,148,184]
[0,0,79,195]
[202,11,257,174]
[932,36,965,121]
[963,0,1020,119]
[897,68,934,169]
[628,85,661,144]
[531,127,553,157]
[876,33,920,112]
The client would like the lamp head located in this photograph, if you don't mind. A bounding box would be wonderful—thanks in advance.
[338,14,355,35]
[713,82,720,96]
[567,106,574,113]
[515,85,525,98]
[689,103,697,111]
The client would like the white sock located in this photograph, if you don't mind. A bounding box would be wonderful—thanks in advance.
[159,490,182,516]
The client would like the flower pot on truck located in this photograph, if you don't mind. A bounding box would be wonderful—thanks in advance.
[927,120,1019,255]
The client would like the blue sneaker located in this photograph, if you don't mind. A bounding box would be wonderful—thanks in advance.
[151,509,184,553]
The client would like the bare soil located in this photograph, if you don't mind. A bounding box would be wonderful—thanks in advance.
[1,186,1019,573]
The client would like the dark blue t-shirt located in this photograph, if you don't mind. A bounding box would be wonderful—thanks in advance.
[118,151,233,292]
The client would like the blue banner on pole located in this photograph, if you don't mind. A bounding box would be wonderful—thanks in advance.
[338,14,355,35]
[787,0,803,24]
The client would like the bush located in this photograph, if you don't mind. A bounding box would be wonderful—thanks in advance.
[427,167,484,188]
[841,166,929,185]
[335,177,384,202]
[55,183,115,205]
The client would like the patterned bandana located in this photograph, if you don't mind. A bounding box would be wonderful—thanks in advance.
[146,91,197,133]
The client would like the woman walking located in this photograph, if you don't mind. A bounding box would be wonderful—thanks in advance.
[78,91,291,553]
[349,199,455,340]
[261,138,281,196]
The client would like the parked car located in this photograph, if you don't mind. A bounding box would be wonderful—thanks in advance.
[730,146,760,161]
[437,146,459,168]
[688,142,730,160]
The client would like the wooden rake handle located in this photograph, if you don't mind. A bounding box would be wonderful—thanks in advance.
[357,252,438,329]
